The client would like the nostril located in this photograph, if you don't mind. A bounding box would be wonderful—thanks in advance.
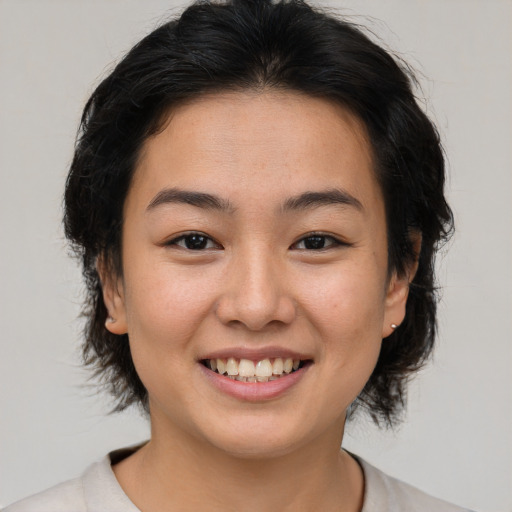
[214,282,297,330]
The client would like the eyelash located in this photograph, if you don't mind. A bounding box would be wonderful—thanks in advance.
[166,232,221,251]
[166,232,347,251]
[290,233,347,251]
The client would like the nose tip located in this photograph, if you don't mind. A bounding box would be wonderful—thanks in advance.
[218,294,296,331]
[216,293,296,331]
[215,257,296,331]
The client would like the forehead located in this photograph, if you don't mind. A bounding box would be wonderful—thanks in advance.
[130,90,380,212]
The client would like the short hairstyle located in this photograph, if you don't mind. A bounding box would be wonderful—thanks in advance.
[64,0,453,426]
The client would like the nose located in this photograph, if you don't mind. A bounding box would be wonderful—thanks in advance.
[215,247,296,331]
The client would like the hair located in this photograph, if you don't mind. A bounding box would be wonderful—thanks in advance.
[64,0,453,427]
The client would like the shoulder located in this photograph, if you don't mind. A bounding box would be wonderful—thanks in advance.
[3,447,141,512]
[2,477,86,512]
[357,456,474,512]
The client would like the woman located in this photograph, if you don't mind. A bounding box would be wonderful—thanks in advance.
[5,0,473,510]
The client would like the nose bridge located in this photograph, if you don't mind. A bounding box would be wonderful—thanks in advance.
[216,241,295,330]
[240,244,278,306]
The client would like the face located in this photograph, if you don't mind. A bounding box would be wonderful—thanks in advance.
[104,91,410,458]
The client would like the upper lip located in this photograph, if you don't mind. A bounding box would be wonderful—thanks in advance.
[198,346,314,362]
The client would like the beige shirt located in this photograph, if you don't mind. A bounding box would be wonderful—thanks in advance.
[4,447,472,512]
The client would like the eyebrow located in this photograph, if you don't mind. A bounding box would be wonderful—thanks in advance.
[282,188,363,213]
[146,187,235,213]
[146,187,363,215]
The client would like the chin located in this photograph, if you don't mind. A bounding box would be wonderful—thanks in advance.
[195,413,326,460]
[211,434,303,460]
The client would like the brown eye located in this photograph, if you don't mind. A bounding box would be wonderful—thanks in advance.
[303,236,327,249]
[168,233,220,250]
[292,234,342,250]
[183,234,209,250]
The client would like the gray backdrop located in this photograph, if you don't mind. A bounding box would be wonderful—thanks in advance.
[1,1,510,510]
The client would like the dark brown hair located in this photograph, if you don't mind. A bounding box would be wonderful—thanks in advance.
[64,0,453,426]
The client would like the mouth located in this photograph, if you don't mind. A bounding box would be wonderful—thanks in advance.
[200,357,310,383]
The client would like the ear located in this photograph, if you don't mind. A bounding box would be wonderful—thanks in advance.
[97,255,128,335]
[382,232,421,338]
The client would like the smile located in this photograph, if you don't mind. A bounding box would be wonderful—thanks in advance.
[202,357,307,383]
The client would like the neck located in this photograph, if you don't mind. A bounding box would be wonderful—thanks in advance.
[113,414,364,512]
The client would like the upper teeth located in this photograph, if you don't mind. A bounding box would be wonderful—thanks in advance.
[207,357,301,378]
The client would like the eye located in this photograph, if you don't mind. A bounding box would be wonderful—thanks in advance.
[291,234,344,250]
[167,232,220,251]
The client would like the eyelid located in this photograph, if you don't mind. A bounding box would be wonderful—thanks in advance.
[290,232,349,250]
[162,231,348,251]
[165,231,223,250]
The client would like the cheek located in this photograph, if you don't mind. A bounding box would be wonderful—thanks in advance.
[302,262,386,326]
[299,262,386,363]
[123,262,220,348]
[121,264,221,409]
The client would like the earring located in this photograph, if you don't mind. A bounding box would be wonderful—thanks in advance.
[390,323,398,329]
[107,316,116,323]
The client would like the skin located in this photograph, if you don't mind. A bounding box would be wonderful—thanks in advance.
[102,91,414,512]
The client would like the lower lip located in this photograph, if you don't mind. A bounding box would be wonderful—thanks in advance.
[198,363,311,401]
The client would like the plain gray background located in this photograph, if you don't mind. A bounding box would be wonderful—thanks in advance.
[0,1,510,510]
